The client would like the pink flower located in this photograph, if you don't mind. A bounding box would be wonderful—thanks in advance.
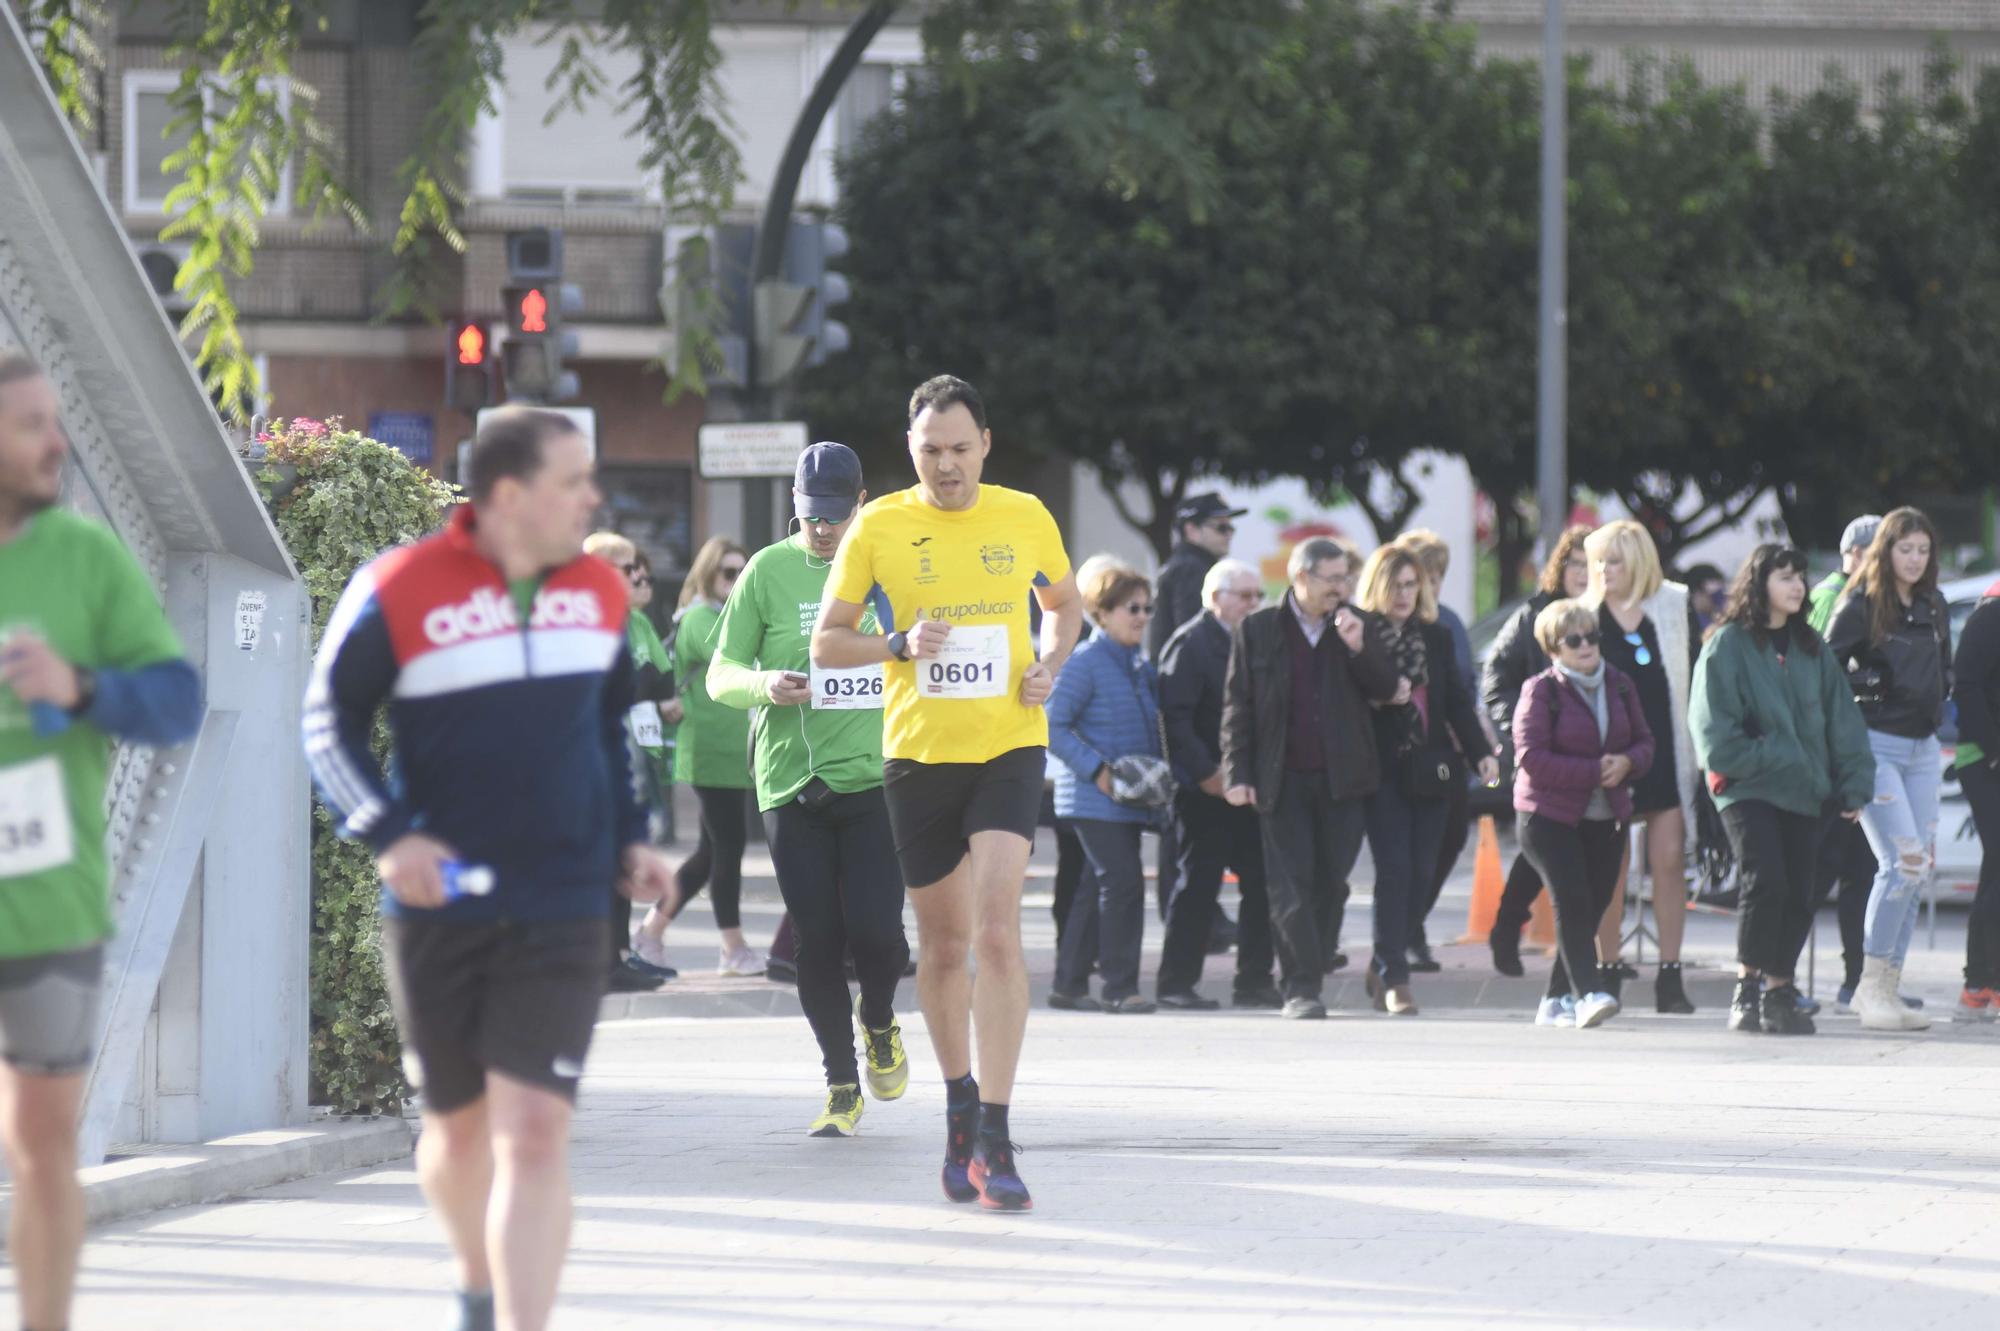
[292,417,328,437]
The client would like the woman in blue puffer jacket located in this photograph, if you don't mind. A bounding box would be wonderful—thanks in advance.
[1047,559,1164,1013]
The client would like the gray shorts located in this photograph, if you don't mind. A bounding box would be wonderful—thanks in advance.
[0,945,102,1076]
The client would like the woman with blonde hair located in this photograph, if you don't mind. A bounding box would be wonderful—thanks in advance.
[1355,544,1498,1015]
[1585,519,1699,1013]
[1510,598,1655,1028]
[633,536,762,976]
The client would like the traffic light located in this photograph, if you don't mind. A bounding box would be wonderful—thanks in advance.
[499,229,582,403]
[445,317,491,414]
[752,219,854,394]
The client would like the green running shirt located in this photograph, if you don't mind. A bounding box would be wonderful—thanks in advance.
[709,533,885,812]
[0,511,188,959]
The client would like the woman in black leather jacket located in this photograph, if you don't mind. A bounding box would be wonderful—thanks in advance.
[1479,526,1591,975]
[1825,507,1951,1032]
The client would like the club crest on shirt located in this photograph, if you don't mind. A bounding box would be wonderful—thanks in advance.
[980,543,1015,576]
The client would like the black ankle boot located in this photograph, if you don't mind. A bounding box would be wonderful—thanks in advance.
[1655,962,1696,1014]
[1490,927,1524,978]
[1761,984,1816,1036]
[1728,976,1762,1032]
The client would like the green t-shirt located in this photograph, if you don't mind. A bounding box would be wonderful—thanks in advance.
[1807,572,1847,637]
[1,510,188,959]
[671,599,751,789]
[708,534,886,812]
[625,609,672,781]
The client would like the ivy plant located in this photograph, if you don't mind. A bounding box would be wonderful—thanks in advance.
[252,416,459,1114]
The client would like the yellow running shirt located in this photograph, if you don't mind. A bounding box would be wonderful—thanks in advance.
[826,483,1072,765]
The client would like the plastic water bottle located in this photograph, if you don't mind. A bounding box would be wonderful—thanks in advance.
[440,861,496,902]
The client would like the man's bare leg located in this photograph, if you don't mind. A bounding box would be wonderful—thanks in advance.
[415,1095,494,1295]
[484,1073,575,1331]
[966,830,1033,1103]
[909,855,975,1078]
[0,1064,85,1331]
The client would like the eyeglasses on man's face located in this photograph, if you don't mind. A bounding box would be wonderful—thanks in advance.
[1221,586,1264,601]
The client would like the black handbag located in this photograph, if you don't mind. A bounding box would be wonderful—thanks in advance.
[1396,744,1460,800]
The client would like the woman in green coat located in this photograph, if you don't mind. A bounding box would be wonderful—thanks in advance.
[632,536,761,976]
[1690,544,1874,1036]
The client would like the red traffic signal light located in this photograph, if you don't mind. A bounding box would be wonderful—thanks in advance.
[455,322,486,366]
[515,287,549,335]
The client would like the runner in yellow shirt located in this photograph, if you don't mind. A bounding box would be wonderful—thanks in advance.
[814,375,1082,1212]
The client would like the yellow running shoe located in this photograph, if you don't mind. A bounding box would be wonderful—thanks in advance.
[809,1083,864,1137]
[856,992,910,1101]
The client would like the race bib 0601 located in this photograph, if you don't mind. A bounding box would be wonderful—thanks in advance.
[811,663,885,711]
[919,624,1010,700]
[627,704,664,749]
[0,755,74,879]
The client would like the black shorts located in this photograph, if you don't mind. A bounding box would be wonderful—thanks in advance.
[382,916,608,1114]
[882,745,1046,888]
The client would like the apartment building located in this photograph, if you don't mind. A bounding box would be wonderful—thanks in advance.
[86,1,2000,577]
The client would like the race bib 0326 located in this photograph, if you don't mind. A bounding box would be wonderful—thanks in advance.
[811,663,885,710]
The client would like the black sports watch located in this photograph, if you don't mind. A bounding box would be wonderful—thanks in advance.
[886,630,911,662]
[67,666,98,718]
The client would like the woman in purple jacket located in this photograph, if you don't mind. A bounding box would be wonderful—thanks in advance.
[1513,600,1657,1029]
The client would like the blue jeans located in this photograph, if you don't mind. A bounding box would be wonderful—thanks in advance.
[1859,730,1942,965]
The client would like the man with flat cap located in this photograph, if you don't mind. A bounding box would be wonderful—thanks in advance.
[1150,493,1250,661]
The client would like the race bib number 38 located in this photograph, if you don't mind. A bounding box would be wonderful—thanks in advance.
[812,663,885,711]
[920,624,1010,700]
[0,756,74,879]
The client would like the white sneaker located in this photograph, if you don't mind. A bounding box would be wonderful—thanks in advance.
[718,945,766,977]
[1535,995,1576,1028]
[631,929,668,969]
[1575,992,1621,1029]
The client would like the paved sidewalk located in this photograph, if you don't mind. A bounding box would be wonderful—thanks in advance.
[34,1002,2000,1329]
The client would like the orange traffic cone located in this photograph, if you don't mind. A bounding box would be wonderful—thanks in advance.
[1456,816,1505,943]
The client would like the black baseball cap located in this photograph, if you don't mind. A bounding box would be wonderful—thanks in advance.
[795,441,863,523]
[1176,492,1248,527]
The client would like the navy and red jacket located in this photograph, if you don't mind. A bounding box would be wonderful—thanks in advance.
[303,505,647,922]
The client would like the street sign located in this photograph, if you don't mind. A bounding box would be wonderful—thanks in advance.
[698,420,809,478]
[368,411,434,466]
[476,405,597,457]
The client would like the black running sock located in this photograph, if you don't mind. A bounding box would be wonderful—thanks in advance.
[977,1101,1010,1142]
[945,1073,978,1109]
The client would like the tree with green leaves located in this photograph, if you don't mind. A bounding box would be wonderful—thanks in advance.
[809,0,1546,554]
[20,0,739,419]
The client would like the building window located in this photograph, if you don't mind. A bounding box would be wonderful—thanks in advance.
[123,70,293,217]
[837,62,899,157]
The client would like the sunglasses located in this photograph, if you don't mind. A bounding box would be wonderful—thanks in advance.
[1624,629,1653,667]
[1561,631,1603,650]
[622,566,652,585]
[719,565,744,581]
[1206,522,1235,536]
[1126,602,1155,616]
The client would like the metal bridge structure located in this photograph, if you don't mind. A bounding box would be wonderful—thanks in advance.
[1,7,311,1165]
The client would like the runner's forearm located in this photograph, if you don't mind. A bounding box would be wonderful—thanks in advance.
[707,655,769,711]
[80,658,202,745]
[1038,599,1082,674]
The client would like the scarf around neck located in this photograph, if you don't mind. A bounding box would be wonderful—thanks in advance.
[1558,660,1610,741]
